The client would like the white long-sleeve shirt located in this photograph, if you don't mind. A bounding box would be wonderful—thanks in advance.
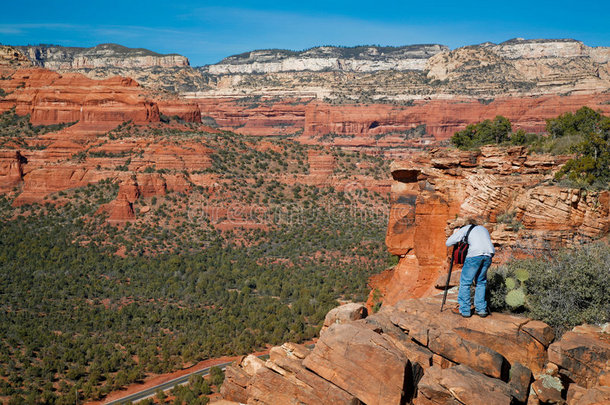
[446,225,495,258]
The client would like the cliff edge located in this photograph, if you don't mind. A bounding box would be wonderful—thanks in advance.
[221,295,610,404]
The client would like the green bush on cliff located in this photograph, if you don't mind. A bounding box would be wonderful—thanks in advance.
[534,106,610,187]
[451,107,610,187]
[451,115,512,149]
[546,106,603,138]
[488,241,610,336]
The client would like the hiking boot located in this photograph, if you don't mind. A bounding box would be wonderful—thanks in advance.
[475,311,489,318]
[451,307,471,318]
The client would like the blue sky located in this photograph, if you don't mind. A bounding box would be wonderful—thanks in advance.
[1,1,609,66]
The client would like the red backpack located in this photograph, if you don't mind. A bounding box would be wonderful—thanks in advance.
[452,225,475,265]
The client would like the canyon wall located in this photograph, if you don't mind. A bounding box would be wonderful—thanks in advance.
[4,40,610,147]
[7,39,608,100]
[0,66,200,127]
[6,64,609,148]
[374,146,610,307]
[195,94,610,142]
[205,44,448,74]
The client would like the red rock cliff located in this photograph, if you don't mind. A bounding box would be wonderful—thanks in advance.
[373,146,609,307]
[0,67,202,128]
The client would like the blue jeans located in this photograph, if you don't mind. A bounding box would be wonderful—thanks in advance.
[458,255,492,315]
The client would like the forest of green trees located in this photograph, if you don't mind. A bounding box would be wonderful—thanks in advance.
[0,124,392,403]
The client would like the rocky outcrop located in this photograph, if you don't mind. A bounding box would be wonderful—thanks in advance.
[0,66,202,131]
[221,297,610,404]
[105,177,140,222]
[375,146,610,306]
[206,44,448,74]
[0,68,160,126]
[16,43,189,69]
[425,39,610,96]
[0,150,26,192]
[548,324,610,389]
[0,46,32,70]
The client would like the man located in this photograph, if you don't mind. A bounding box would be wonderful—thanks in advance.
[445,218,495,318]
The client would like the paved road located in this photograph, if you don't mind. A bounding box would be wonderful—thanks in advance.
[105,355,270,404]
[105,344,313,404]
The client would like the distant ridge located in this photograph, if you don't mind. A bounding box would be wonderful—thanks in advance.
[15,43,189,69]
[3,38,609,99]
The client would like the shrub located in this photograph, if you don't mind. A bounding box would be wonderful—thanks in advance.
[496,211,524,230]
[451,116,512,149]
[544,107,610,187]
[489,241,610,336]
[554,119,610,187]
[546,106,602,138]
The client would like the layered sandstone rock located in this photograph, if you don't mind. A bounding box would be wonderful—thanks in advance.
[16,43,189,70]
[303,321,411,405]
[33,39,610,101]
[548,324,610,388]
[193,94,610,142]
[0,150,26,192]
[0,46,32,70]
[221,346,361,405]
[374,146,610,306]
[104,177,140,222]
[0,68,162,126]
[206,44,448,74]
[320,302,367,335]
[222,296,609,404]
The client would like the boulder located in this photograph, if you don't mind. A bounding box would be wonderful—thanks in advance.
[415,365,461,405]
[416,365,516,405]
[248,359,360,405]
[303,321,411,405]
[220,356,253,403]
[427,328,507,379]
[531,374,564,404]
[388,296,553,373]
[222,350,361,405]
[321,303,368,334]
[567,384,610,405]
[364,312,434,368]
[548,324,610,388]
[508,362,533,403]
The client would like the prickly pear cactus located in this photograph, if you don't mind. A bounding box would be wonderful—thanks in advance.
[504,269,529,308]
[515,268,530,282]
[506,288,526,308]
[505,277,516,290]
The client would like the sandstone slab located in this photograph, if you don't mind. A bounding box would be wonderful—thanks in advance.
[548,324,610,388]
[509,362,533,403]
[567,384,610,405]
[531,374,564,404]
[303,321,411,405]
[416,365,516,405]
